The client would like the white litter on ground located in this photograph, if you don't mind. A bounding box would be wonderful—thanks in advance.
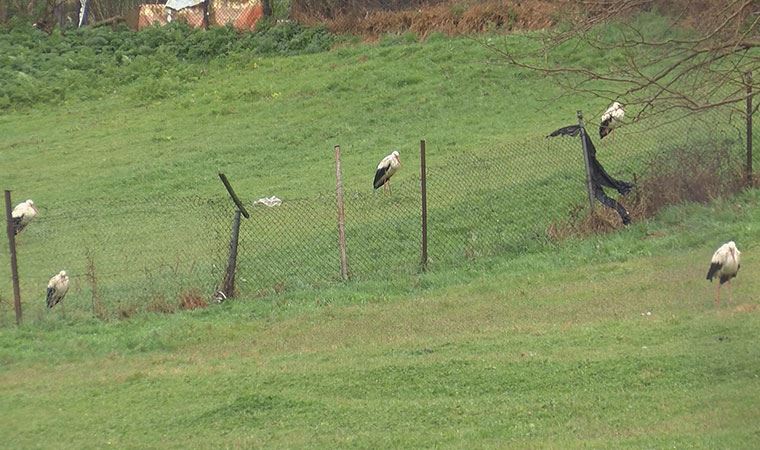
[255,196,282,207]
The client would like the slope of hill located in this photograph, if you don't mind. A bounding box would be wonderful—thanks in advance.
[1,15,758,447]
[0,189,759,447]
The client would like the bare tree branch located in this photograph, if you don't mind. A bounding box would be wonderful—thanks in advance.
[489,0,759,123]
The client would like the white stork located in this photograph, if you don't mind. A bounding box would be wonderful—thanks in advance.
[706,241,741,306]
[46,270,70,309]
[599,101,624,139]
[373,150,401,193]
[11,199,38,235]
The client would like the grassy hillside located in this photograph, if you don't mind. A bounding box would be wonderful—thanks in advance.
[0,24,596,318]
[0,11,759,448]
[2,15,754,321]
[1,191,759,447]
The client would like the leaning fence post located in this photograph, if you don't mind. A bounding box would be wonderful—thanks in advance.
[747,71,753,188]
[218,173,249,299]
[334,145,350,281]
[222,210,242,298]
[420,139,428,271]
[4,190,22,325]
[577,111,596,212]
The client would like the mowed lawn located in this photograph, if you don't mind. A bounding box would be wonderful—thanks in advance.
[1,192,760,448]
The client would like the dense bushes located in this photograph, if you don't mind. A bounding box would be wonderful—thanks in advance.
[0,20,334,109]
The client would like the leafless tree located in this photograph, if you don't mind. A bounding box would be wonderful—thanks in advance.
[487,0,758,123]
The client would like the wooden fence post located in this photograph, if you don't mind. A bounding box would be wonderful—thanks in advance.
[334,145,350,281]
[420,139,428,271]
[577,111,596,212]
[222,210,241,298]
[4,191,22,325]
[747,71,753,188]
[218,173,249,298]
[218,173,250,218]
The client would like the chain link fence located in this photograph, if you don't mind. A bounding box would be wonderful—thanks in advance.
[1,107,756,326]
[1,0,271,31]
[0,195,232,325]
[231,107,755,293]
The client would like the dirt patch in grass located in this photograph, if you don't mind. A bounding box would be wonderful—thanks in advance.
[734,304,757,314]
[146,294,178,315]
[179,289,209,310]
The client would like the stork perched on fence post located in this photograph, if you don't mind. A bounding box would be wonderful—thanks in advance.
[11,199,38,235]
[373,150,401,194]
[599,102,624,139]
[706,241,741,306]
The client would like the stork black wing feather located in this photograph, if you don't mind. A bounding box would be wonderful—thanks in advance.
[546,125,581,138]
[373,166,389,189]
[599,117,612,139]
[12,216,23,235]
[706,262,722,281]
[46,287,55,308]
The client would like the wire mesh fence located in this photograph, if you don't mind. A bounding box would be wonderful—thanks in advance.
[0,195,232,325]
[1,0,270,31]
[1,107,756,327]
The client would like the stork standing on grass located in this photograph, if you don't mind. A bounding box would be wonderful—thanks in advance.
[46,270,70,309]
[11,199,38,235]
[599,101,624,139]
[373,150,401,194]
[706,241,741,306]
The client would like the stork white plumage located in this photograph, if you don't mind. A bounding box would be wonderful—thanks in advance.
[11,199,38,235]
[46,270,70,309]
[706,241,741,306]
[599,101,624,139]
[373,150,401,193]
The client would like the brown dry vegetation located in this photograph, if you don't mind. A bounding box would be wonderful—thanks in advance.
[146,294,177,315]
[293,0,565,37]
[548,142,747,241]
[179,289,209,310]
[290,0,742,38]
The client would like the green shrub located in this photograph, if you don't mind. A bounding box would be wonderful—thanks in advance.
[0,20,334,110]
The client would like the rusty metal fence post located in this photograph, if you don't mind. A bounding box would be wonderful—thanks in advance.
[334,145,350,281]
[747,71,754,188]
[202,0,210,29]
[420,139,428,271]
[4,191,22,325]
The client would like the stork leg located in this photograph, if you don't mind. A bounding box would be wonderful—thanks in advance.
[727,280,734,305]
[387,179,392,195]
[715,284,721,307]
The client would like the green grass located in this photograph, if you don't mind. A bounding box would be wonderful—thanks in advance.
[1,191,760,447]
[0,15,759,447]
[2,21,754,317]
[1,29,599,316]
